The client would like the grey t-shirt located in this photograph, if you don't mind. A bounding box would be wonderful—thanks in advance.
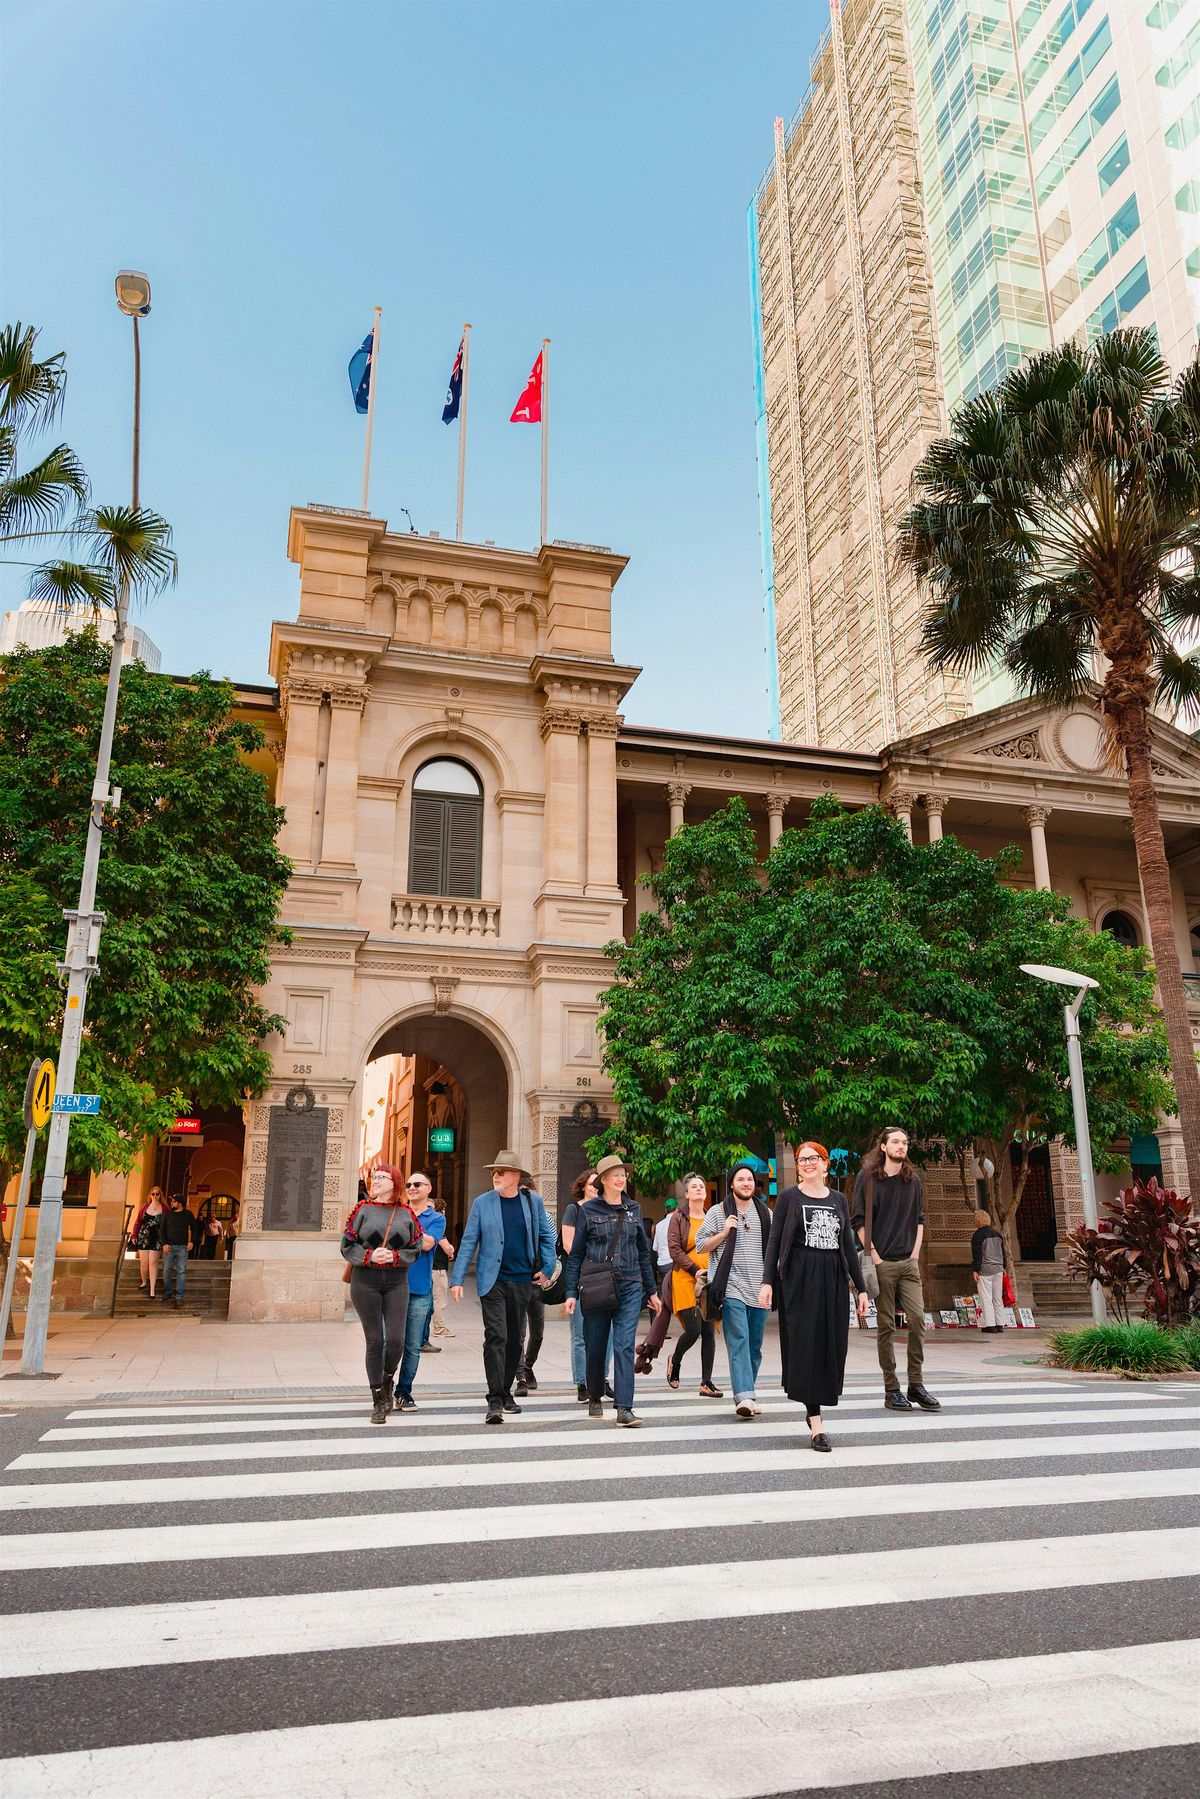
[696,1202,767,1307]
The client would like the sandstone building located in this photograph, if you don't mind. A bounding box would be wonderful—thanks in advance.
[9,502,1197,1324]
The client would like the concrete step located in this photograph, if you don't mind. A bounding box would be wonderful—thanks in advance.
[113,1259,232,1318]
[1027,1268,1093,1320]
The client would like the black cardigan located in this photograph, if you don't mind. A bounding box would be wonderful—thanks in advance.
[763,1186,866,1298]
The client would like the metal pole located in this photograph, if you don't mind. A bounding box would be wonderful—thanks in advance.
[131,315,142,510]
[20,303,144,1375]
[360,306,381,512]
[0,1126,37,1351]
[540,337,550,546]
[1065,991,1107,1325]
[456,323,471,542]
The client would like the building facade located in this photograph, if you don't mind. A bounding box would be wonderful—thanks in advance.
[0,597,162,670]
[749,0,972,753]
[6,503,1200,1320]
[752,0,1200,737]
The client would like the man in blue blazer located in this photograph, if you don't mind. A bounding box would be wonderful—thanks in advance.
[450,1149,557,1424]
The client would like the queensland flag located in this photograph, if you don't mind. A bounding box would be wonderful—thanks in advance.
[348,330,374,414]
[442,338,464,423]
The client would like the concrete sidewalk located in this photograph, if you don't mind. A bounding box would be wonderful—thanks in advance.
[0,1301,1061,1406]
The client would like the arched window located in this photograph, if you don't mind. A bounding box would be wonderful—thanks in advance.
[408,758,483,897]
[1100,908,1140,948]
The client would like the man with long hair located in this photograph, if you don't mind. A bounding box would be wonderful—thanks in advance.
[851,1128,940,1413]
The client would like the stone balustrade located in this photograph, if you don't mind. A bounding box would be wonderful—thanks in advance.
[391,895,501,938]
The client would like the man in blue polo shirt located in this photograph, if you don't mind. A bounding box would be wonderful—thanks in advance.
[393,1170,445,1411]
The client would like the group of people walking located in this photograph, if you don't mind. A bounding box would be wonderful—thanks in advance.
[341,1126,944,1444]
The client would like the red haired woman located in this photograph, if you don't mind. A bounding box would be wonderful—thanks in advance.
[760,1141,868,1452]
[341,1163,423,1423]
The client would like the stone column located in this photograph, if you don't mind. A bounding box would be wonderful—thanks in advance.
[888,787,916,842]
[585,713,621,893]
[666,780,691,837]
[276,677,325,865]
[1025,804,1053,890]
[766,791,789,847]
[542,707,583,888]
[923,792,947,843]
[321,683,367,868]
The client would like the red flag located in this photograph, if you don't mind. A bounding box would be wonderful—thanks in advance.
[510,351,543,423]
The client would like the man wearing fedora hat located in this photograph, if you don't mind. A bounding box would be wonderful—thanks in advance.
[450,1150,557,1424]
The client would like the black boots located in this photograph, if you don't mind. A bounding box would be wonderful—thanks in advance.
[370,1385,389,1424]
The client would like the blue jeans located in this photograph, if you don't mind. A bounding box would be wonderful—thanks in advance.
[569,1302,612,1385]
[584,1279,644,1410]
[722,1296,767,1403]
[397,1291,434,1397]
[162,1244,188,1300]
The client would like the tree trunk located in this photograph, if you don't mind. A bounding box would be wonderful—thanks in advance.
[1119,721,1200,1200]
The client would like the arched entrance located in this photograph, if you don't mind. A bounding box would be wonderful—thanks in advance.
[359,1015,511,1239]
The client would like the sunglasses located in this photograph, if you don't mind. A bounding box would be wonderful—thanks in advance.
[405,1180,428,1189]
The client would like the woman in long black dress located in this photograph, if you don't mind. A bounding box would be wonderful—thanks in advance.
[760,1140,868,1451]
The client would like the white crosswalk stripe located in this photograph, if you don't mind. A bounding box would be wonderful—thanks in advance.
[1,1376,1197,1797]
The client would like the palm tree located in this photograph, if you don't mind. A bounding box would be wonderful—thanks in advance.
[898,328,1200,1200]
[1,321,174,615]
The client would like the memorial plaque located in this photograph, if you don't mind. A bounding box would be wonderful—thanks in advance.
[263,1093,329,1231]
[556,1099,605,1209]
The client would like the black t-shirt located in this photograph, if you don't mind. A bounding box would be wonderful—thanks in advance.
[159,1208,197,1248]
[850,1169,924,1261]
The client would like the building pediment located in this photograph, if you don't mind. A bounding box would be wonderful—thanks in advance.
[884,691,1200,788]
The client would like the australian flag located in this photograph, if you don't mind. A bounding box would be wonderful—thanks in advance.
[442,337,464,423]
[348,330,374,415]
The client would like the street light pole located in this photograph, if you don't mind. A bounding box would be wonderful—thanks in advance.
[1063,986,1106,1325]
[1021,962,1107,1327]
[18,272,152,1375]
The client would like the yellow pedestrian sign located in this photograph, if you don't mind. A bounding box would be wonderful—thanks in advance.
[25,1058,56,1132]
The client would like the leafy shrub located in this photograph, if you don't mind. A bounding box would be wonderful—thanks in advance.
[1174,1319,1200,1371]
[1049,1321,1189,1374]
[1064,1180,1199,1326]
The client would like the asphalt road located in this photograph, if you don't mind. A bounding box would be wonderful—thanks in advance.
[0,1366,1197,1796]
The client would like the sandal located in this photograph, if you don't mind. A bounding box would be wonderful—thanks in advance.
[698,1383,723,1398]
[666,1369,680,1389]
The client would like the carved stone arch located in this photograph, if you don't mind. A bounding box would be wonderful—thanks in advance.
[353,995,526,1172]
[387,718,518,792]
[406,586,433,644]
[369,581,398,636]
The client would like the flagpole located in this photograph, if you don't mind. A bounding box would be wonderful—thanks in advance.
[361,305,381,511]
[540,337,550,545]
[456,322,471,541]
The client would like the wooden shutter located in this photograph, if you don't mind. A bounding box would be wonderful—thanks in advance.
[408,795,446,894]
[444,797,483,897]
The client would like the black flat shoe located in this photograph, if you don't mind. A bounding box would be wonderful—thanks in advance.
[810,1433,832,1452]
[884,1390,914,1411]
[502,1394,522,1413]
[907,1384,942,1411]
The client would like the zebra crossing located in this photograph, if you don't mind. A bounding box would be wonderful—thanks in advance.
[1,1372,1197,1796]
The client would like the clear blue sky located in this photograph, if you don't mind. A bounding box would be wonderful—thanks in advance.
[1,0,824,729]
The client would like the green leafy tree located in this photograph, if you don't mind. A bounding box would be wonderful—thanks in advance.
[1,321,173,610]
[593,798,1171,1242]
[898,328,1200,1197]
[0,633,291,1181]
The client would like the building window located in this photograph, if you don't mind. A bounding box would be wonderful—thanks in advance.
[1100,907,1140,948]
[408,758,483,898]
[1097,135,1130,193]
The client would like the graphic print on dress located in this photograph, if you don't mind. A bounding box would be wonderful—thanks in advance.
[802,1205,841,1250]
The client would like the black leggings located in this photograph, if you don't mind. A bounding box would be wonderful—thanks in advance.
[670,1306,716,1385]
[349,1266,409,1387]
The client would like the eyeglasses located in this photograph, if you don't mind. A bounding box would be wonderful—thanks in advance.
[797,1156,821,1165]
[405,1181,428,1189]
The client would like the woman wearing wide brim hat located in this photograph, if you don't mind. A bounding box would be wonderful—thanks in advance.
[449,1149,557,1424]
[563,1154,661,1426]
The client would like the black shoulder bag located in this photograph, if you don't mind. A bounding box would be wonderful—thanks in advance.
[577,1206,625,1317]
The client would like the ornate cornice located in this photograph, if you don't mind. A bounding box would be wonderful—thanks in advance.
[541,706,583,739]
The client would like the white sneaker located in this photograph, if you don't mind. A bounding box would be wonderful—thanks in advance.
[735,1401,756,1419]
